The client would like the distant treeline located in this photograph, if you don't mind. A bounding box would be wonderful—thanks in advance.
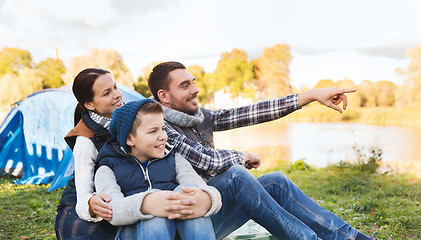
[1,45,420,110]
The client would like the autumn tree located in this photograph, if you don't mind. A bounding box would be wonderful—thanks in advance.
[36,58,65,89]
[358,80,377,107]
[0,48,33,77]
[395,46,421,107]
[0,68,43,107]
[212,48,256,100]
[314,79,336,89]
[63,49,134,88]
[254,44,292,99]
[134,61,161,98]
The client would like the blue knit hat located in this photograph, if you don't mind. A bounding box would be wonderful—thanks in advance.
[109,98,155,152]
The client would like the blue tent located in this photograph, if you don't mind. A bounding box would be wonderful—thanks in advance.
[0,84,144,191]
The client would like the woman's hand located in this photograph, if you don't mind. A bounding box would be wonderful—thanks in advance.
[88,193,112,221]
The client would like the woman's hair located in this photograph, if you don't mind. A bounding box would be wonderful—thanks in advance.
[72,68,110,126]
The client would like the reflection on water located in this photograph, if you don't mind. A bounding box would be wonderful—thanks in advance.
[214,122,421,176]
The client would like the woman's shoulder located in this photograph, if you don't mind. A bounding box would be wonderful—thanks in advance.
[65,120,94,139]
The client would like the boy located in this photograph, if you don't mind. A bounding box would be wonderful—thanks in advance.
[94,99,221,240]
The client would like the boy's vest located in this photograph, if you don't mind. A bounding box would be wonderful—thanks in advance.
[99,144,178,197]
[57,110,110,210]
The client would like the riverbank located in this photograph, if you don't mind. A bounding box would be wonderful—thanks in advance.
[284,105,421,126]
[1,162,419,239]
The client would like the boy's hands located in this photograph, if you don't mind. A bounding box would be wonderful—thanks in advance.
[166,187,211,220]
[298,87,356,113]
[141,188,211,220]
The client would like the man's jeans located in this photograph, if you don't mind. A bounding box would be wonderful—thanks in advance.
[208,165,359,240]
[115,185,215,240]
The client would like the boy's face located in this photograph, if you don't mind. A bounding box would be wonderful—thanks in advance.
[126,112,168,162]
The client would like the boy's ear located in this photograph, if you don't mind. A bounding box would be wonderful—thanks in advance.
[84,102,95,111]
[126,134,135,147]
[157,89,169,105]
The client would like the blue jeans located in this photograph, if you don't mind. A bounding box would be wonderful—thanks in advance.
[208,165,359,240]
[115,216,215,240]
[115,185,215,240]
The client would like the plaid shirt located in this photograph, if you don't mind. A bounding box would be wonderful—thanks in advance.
[166,94,300,179]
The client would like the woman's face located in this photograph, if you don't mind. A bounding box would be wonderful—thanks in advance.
[84,73,123,118]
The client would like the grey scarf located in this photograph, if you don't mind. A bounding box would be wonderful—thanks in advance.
[161,105,204,127]
[88,110,111,130]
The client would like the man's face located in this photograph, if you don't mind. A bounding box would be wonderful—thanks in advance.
[166,69,199,115]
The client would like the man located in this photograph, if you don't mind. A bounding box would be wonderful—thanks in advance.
[148,61,377,240]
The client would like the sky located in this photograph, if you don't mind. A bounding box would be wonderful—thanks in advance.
[1,0,420,88]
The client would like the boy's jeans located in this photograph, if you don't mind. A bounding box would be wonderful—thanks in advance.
[115,185,215,240]
[208,165,359,240]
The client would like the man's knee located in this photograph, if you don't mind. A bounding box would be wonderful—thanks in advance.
[257,171,291,187]
[225,165,254,179]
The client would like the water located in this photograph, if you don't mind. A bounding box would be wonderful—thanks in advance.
[214,122,421,176]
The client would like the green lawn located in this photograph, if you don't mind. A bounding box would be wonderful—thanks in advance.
[1,162,420,239]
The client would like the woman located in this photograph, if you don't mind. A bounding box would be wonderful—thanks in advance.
[55,68,121,239]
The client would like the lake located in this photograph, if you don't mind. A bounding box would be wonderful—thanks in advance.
[214,122,421,176]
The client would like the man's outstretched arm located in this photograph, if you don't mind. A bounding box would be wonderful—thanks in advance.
[298,87,356,113]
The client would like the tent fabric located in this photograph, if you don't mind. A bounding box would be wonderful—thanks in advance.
[0,84,144,191]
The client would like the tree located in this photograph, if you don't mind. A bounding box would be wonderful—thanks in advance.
[254,44,292,99]
[212,48,256,100]
[358,80,377,107]
[36,58,66,89]
[0,48,33,77]
[374,81,396,107]
[395,46,421,107]
[314,79,336,89]
[134,61,161,98]
[0,67,43,107]
[63,49,134,88]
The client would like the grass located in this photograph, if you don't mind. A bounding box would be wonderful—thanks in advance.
[0,176,61,240]
[1,159,420,239]
[251,160,421,239]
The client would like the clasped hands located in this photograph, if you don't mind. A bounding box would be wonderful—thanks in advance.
[89,187,211,221]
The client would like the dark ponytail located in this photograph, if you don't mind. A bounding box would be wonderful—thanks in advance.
[72,68,110,126]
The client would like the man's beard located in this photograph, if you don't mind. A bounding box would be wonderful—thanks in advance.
[168,93,198,115]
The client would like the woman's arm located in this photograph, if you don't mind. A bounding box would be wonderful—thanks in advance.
[73,136,103,222]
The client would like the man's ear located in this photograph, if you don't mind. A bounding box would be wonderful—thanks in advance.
[84,102,95,111]
[157,89,169,105]
[126,134,135,147]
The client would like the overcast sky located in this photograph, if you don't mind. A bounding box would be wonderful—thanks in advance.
[1,0,420,87]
